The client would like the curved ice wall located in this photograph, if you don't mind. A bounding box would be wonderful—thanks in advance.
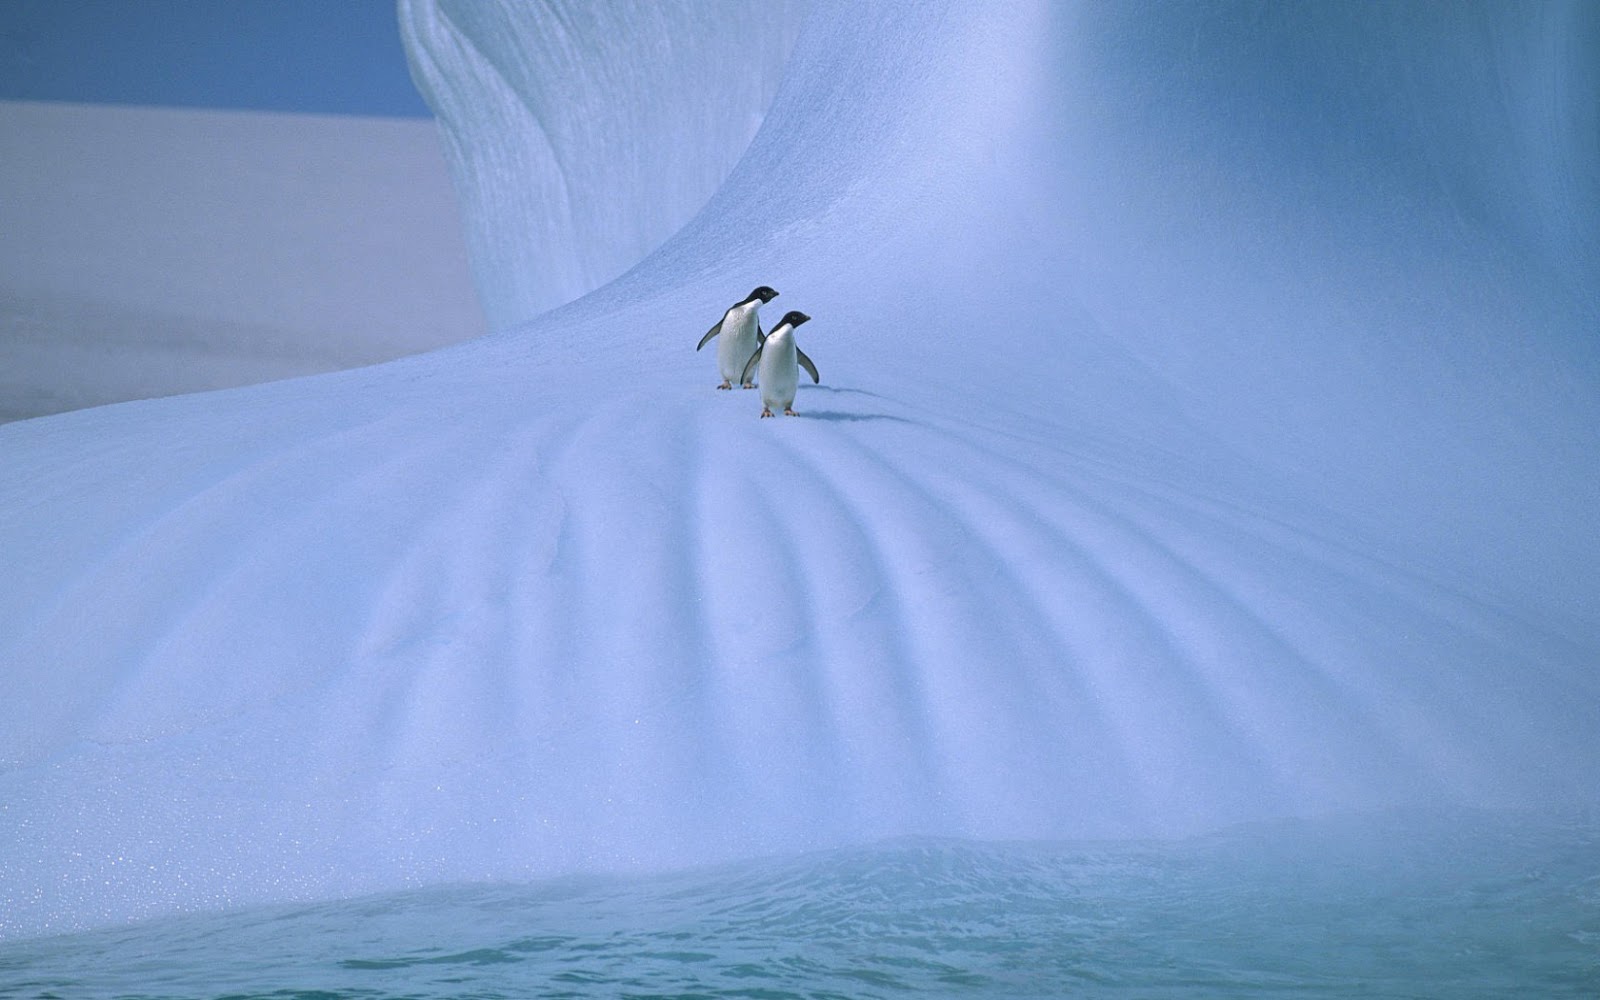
[2,0,1597,940]
[1038,0,1600,611]
[400,0,810,328]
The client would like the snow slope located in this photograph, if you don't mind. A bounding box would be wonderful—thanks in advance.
[0,100,482,421]
[1,0,1597,939]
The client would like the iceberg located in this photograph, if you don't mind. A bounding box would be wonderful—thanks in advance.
[1,0,1596,940]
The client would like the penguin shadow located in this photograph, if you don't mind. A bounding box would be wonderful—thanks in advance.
[793,384,913,424]
[795,409,912,424]
[807,384,886,400]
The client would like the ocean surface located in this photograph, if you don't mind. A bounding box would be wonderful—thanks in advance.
[3,809,1595,999]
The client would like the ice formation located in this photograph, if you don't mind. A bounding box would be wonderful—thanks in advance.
[1,0,1596,940]
[399,0,810,327]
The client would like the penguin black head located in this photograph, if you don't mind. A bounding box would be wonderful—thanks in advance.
[745,286,779,305]
[777,310,810,329]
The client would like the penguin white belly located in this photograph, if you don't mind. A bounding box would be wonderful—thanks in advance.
[716,304,760,385]
[759,332,800,412]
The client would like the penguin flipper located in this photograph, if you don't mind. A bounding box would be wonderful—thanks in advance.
[757,320,766,343]
[696,319,723,351]
[797,347,820,384]
[741,345,764,386]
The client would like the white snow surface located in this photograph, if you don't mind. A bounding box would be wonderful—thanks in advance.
[1,0,1598,939]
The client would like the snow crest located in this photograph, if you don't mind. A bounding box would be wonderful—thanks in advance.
[399,0,809,327]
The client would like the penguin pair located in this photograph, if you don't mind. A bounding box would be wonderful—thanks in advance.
[696,286,818,417]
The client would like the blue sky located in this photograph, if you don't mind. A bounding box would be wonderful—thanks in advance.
[0,0,430,117]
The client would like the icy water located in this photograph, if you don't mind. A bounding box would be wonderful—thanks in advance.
[2,811,1595,999]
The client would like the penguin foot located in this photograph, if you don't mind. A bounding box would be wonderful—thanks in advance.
[717,381,733,390]
[741,382,757,389]
[784,408,798,416]
[760,408,774,418]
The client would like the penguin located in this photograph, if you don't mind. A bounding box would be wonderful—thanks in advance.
[697,286,778,389]
[741,310,817,417]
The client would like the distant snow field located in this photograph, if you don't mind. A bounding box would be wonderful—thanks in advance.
[0,99,483,422]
